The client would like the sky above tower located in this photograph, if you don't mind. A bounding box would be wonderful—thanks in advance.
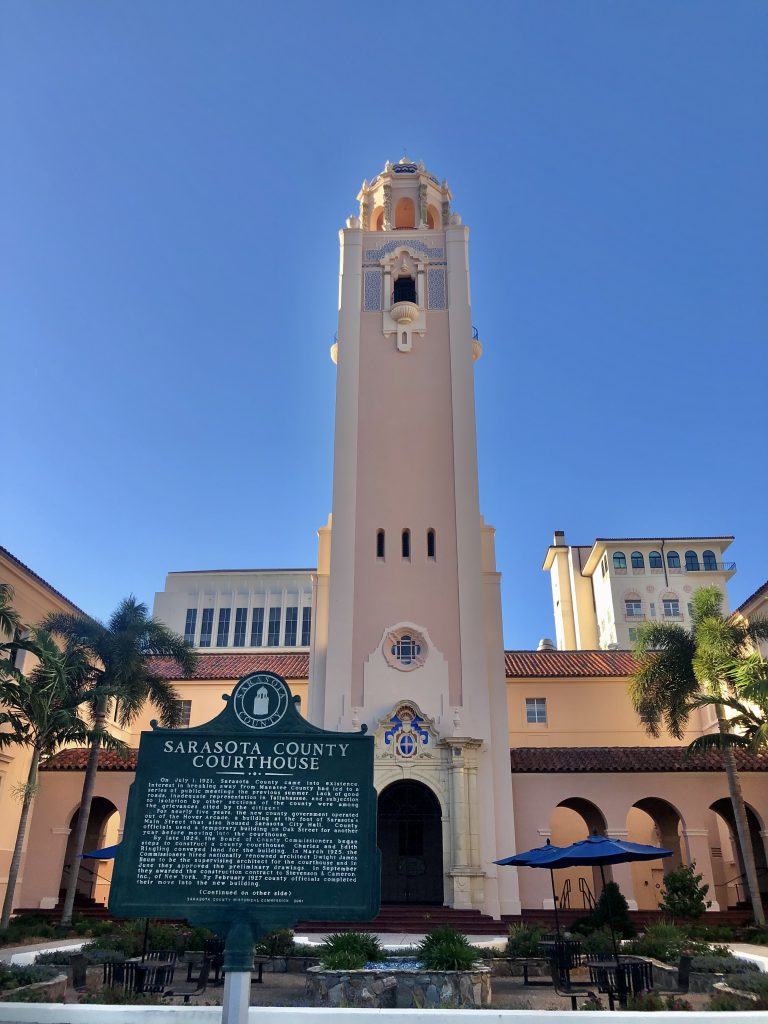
[2,0,766,647]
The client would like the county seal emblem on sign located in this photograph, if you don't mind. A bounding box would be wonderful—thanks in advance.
[233,673,289,729]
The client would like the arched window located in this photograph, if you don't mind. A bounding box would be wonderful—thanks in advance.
[667,550,681,569]
[685,550,700,571]
[393,275,416,303]
[376,530,385,559]
[402,529,411,559]
[703,549,717,571]
[613,551,627,570]
[631,551,644,570]
[427,205,440,229]
[649,550,662,569]
[427,529,436,559]
[372,207,384,231]
[395,197,415,229]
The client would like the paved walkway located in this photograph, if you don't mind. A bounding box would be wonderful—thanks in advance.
[729,941,768,972]
[0,938,84,966]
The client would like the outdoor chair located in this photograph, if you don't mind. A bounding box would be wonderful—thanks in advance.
[548,953,597,1012]
[588,957,653,1009]
[142,949,178,965]
[183,950,206,982]
[164,956,211,1004]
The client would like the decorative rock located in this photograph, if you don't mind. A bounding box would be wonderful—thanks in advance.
[306,965,491,1008]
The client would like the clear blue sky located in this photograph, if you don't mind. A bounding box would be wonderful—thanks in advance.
[2,1,766,647]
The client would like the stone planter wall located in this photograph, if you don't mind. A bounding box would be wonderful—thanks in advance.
[268,956,321,973]
[0,972,67,1002]
[306,965,491,1008]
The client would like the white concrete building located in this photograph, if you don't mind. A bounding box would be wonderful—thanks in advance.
[153,569,313,651]
[543,532,736,650]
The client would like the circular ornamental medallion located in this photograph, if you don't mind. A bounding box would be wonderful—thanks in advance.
[233,674,289,730]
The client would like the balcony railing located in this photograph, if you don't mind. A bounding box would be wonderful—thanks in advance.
[683,562,736,573]
[624,612,646,621]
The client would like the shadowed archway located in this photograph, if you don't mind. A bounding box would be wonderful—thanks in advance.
[377,780,443,904]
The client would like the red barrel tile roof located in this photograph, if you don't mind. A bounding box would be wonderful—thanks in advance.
[510,746,768,773]
[504,650,637,678]
[149,652,310,680]
[41,748,138,771]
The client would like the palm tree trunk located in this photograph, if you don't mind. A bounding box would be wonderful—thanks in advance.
[0,746,40,930]
[59,702,106,927]
[717,708,766,926]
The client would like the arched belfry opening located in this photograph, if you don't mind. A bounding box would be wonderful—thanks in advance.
[377,780,444,904]
[394,197,415,229]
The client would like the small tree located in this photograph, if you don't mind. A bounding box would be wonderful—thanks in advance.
[592,881,636,938]
[659,862,711,920]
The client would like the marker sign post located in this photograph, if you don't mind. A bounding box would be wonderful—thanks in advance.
[110,672,379,1023]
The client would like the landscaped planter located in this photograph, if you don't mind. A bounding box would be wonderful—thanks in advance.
[491,956,548,978]
[306,964,491,1008]
[0,972,67,1002]
[267,955,321,973]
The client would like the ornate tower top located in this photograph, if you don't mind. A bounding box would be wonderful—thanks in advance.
[356,157,454,232]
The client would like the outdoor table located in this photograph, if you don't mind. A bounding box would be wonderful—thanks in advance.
[132,960,176,994]
[586,956,653,1008]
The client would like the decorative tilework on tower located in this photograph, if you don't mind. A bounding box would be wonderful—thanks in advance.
[428,268,447,309]
[364,239,445,262]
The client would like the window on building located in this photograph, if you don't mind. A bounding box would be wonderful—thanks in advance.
[427,529,436,559]
[631,551,644,570]
[685,550,700,571]
[402,529,411,559]
[184,608,197,646]
[663,598,680,617]
[628,627,638,643]
[284,606,298,646]
[233,607,247,647]
[703,549,717,570]
[525,697,547,724]
[625,598,642,617]
[601,555,608,578]
[301,607,312,646]
[391,634,422,666]
[667,550,681,569]
[650,602,656,617]
[613,551,627,570]
[267,607,282,646]
[649,551,663,569]
[393,276,416,303]
[250,608,264,646]
[376,529,385,559]
[216,608,231,647]
[177,700,192,728]
[199,608,214,647]
[687,602,694,617]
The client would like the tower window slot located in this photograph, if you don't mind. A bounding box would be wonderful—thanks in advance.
[393,276,416,303]
[376,529,385,559]
[402,529,411,559]
[427,529,436,559]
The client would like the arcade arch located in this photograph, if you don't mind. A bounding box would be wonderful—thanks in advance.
[549,798,606,909]
[708,798,768,910]
[377,779,443,904]
[627,797,685,909]
[59,797,120,907]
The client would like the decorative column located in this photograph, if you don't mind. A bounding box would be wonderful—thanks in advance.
[682,828,721,911]
[382,260,392,312]
[605,829,638,910]
[383,184,392,230]
[418,183,427,228]
[466,757,480,868]
[448,743,472,908]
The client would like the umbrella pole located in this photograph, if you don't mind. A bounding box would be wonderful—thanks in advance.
[599,865,626,1006]
[141,917,150,961]
[549,869,561,937]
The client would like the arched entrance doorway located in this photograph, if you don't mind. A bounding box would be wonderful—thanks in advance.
[60,797,120,907]
[377,780,443,904]
[709,798,768,909]
[628,798,685,909]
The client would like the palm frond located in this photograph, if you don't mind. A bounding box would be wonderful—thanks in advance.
[630,621,697,738]
[686,732,750,756]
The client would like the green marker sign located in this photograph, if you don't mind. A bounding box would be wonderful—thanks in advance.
[110,672,380,958]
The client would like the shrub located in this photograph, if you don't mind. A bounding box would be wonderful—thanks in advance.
[685,924,734,943]
[658,862,711,919]
[319,932,382,970]
[505,923,544,958]
[691,953,758,975]
[591,882,636,937]
[579,927,618,956]
[35,945,125,967]
[664,995,693,1010]
[626,922,689,962]
[417,928,478,971]
[727,972,768,996]
[254,928,294,957]
[707,992,754,1011]
[627,990,665,1010]
[578,994,604,1010]
[0,964,59,992]
[77,986,162,1005]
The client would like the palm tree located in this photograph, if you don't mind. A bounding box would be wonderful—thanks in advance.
[0,628,122,930]
[687,651,768,753]
[631,585,768,925]
[42,596,197,926]
[0,583,21,646]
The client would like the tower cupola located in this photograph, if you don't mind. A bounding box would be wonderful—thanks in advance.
[358,157,452,232]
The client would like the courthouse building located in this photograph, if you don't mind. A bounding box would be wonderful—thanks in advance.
[4,159,768,922]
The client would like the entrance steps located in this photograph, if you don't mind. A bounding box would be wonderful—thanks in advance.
[518,907,753,929]
[296,904,507,936]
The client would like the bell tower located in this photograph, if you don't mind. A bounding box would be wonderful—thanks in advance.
[309,158,521,918]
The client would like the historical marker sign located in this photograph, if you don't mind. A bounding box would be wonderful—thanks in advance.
[110,673,380,940]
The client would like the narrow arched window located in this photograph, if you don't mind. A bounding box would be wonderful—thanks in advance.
[393,276,416,303]
[649,550,662,569]
[613,551,627,570]
[427,529,436,559]
[631,551,644,570]
[685,550,700,571]
[376,530,385,559]
[703,549,717,571]
[667,550,680,569]
[402,529,411,559]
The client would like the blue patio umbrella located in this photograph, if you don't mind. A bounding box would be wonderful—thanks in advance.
[495,839,567,935]
[82,844,120,859]
[534,835,674,970]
